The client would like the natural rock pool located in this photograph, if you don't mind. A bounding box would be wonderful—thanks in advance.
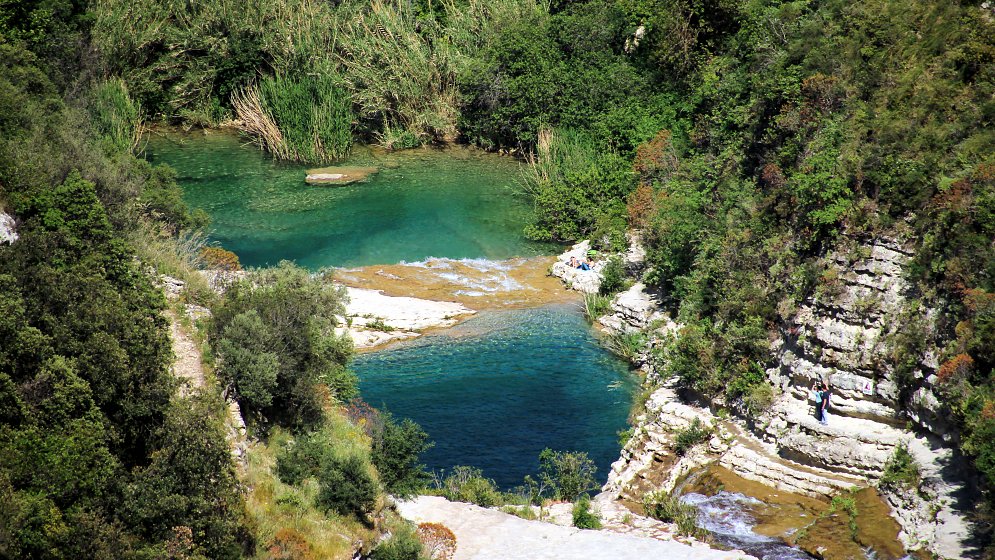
[148,132,634,488]
[353,305,637,489]
[145,131,556,268]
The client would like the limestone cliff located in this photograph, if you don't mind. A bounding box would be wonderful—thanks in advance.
[585,234,975,559]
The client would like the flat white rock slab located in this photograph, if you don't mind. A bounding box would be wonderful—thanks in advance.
[397,496,754,560]
[344,287,474,332]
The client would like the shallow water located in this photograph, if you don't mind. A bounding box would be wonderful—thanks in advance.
[144,131,557,268]
[681,492,813,560]
[352,305,636,490]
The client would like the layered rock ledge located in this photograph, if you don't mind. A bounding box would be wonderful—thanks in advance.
[558,234,975,560]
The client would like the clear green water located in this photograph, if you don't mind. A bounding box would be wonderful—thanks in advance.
[149,133,634,491]
[144,131,556,268]
[352,305,637,490]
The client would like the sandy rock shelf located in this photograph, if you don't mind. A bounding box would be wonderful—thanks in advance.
[341,287,476,350]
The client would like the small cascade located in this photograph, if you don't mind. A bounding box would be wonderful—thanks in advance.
[681,492,813,560]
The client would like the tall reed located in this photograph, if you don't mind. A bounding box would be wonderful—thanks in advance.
[522,127,599,195]
[90,78,144,154]
[234,73,353,163]
[334,0,461,143]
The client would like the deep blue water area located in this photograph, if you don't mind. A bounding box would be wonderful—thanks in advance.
[352,304,636,490]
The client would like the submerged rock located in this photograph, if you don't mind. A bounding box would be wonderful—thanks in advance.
[304,165,377,185]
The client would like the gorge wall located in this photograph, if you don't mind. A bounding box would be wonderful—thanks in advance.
[583,234,976,559]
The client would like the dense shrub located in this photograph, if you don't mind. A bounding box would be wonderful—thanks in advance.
[317,454,378,523]
[598,256,627,296]
[211,262,355,428]
[437,466,504,507]
[879,443,921,491]
[370,411,433,498]
[0,40,250,556]
[642,490,701,537]
[537,448,597,501]
[369,521,425,560]
[672,418,712,456]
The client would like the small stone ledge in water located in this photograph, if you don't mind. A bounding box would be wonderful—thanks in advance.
[304,166,378,185]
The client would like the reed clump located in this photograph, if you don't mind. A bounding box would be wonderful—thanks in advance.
[234,73,353,163]
[89,77,144,154]
[334,0,461,145]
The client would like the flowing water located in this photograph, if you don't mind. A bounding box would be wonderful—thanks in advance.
[681,492,813,560]
[352,305,637,490]
[144,131,557,269]
[149,132,879,560]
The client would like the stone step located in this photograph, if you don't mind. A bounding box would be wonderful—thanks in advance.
[764,397,907,479]
[719,425,865,499]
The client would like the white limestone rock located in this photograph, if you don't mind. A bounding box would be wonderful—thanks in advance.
[0,212,16,245]
[550,240,603,293]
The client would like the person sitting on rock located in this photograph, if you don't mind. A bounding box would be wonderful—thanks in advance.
[569,256,581,269]
[579,257,591,271]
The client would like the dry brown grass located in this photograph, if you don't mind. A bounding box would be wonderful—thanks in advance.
[232,86,289,159]
[245,420,378,560]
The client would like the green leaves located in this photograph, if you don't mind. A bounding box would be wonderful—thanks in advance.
[370,411,433,498]
[211,262,353,429]
[216,311,280,411]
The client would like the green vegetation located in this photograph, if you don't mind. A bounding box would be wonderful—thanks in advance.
[6,0,995,553]
[245,425,377,559]
[582,292,612,322]
[572,494,602,529]
[598,255,628,296]
[369,517,426,560]
[211,263,355,429]
[370,410,434,498]
[0,21,249,557]
[234,73,353,163]
[1,12,441,557]
[603,331,646,362]
[435,465,505,507]
[536,448,598,501]
[879,443,922,492]
[672,418,712,456]
[642,490,702,538]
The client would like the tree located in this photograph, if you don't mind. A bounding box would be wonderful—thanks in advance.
[371,411,433,498]
[316,455,378,524]
[537,449,597,501]
[210,262,354,429]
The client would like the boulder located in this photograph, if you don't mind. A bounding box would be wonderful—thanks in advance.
[550,240,603,293]
[0,212,17,245]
